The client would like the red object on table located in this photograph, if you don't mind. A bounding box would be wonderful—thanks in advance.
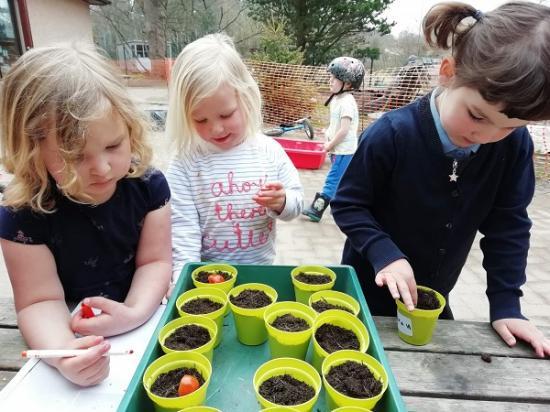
[81,303,95,319]
[273,137,327,170]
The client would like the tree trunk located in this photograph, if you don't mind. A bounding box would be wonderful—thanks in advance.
[142,0,167,79]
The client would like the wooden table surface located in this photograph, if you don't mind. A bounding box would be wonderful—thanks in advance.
[1,299,549,411]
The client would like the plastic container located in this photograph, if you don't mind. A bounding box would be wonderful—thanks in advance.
[309,290,360,316]
[118,263,407,411]
[191,263,238,294]
[264,301,317,360]
[273,137,327,170]
[311,310,369,372]
[158,316,217,363]
[322,350,388,411]
[176,287,228,347]
[395,285,446,345]
[228,283,278,345]
[142,351,212,412]
[291,265,336,304]
[253,358,322,411]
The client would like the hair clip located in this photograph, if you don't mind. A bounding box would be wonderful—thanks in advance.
[472,10,484,21]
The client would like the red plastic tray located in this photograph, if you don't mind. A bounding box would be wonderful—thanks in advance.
[273,137,327,169]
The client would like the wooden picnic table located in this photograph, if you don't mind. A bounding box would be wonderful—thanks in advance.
[1,298,549,410]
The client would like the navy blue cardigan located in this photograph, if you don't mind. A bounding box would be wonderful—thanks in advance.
[331,92,535,321]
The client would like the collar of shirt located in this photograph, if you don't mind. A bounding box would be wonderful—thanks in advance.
[429,88,480,159]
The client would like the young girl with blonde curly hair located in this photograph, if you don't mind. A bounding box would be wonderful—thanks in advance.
[165,33,303,281]
[0,44,172,385]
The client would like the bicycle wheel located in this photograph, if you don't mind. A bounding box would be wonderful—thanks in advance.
[302,119,315,140]
[264,128,284,137]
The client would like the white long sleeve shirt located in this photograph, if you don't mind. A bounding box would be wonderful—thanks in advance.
[167,134,303,279]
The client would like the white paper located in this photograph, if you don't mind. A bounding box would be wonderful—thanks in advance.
[0,305,165,411]
[397,310,413,336]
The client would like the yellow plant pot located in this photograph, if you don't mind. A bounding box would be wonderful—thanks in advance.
[176,287,228,347]
[322,350,388,411]
[253,358,322,412]
[395,285,446,345]
[308,290,360,316]
[228,283,278,345]
[264,301,317,360]
[191,263,238,294]
[290,265,336,304]
[143,352,212,412]
[158,316,217,363]
[311,310,369,372]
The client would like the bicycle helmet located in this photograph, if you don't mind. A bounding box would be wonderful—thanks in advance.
[327,56,365,90]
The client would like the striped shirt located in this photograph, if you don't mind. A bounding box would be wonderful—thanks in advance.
[167,134,303,279]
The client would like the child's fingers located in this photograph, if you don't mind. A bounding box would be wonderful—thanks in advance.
[262,181,283,190]
[70,335,104,350]
[397,282,415,311]
[84,296,117,314]
[376,272,401,300]
[493,322,517,347]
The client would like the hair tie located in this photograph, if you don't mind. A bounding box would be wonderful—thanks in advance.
[472,10,484,21]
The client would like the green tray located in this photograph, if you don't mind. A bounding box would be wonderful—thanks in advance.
[117,263,407,412]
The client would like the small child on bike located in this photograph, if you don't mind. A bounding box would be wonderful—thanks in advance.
[302,56,364,222]
[165,33,304,281]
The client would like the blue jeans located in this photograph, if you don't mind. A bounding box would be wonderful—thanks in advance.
[321,154,354,199]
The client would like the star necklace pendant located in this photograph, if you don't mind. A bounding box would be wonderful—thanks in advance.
[449,159,459,182]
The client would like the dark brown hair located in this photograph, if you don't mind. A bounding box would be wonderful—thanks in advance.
[423,1,550,121]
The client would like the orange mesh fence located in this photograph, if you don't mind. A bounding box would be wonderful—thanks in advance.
[246,60,549,180]
[246,60,437,132]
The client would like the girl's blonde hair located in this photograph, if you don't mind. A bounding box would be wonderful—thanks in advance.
[166,33,262,154]
[0,43,152,212]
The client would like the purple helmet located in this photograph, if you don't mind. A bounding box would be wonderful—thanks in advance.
[327,56,365,89]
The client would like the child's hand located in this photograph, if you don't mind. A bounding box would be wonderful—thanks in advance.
[375,259,418,311]
[71,297,138,337]
[323,142,332,152]
[492,318,550,358]
[253,181,286,214]
[56,335,111,386]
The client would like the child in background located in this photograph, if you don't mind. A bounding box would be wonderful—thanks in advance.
[302,57,364,222]
[331,1,550,357]
[166,33,303,280]
[0,44,172,385]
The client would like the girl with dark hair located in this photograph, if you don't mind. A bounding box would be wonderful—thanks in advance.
[331,2,550,357]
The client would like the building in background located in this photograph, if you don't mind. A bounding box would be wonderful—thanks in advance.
[0,0,110,77]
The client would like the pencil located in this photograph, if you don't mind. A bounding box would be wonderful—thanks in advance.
[21,349,134,358]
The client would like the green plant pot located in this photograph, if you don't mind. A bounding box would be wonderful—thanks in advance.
[253,357,322,412]
[176,287,228,347]
[177,407,221,412]
[322,350,388,411]
[228,283,278,345]
[191,263,238,294]
[158,316,217,363]
[395,285,446,345]
[311,310,370,372]
[290,265,336,304]
[308,290,360,316]
[332,407,372,412]
[264,301,317,360]
[262,407,301,411]
[143,352,212,412]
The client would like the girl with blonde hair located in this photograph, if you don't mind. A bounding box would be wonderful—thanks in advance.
[166,33,303,280]
[0,44,172,385]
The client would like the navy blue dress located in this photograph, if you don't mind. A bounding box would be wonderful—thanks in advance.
[0,169,170,303]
